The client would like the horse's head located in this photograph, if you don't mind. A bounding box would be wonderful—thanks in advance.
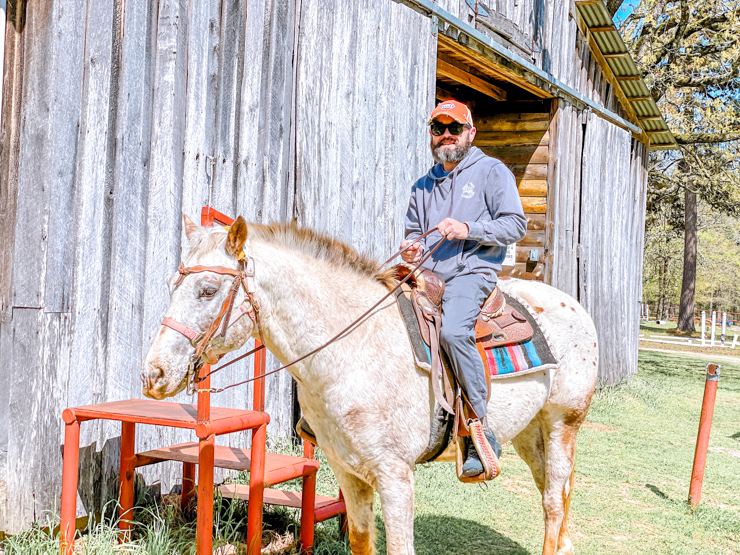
[142,214,256,399]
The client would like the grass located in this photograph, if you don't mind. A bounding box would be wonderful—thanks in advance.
[4,351,740,554]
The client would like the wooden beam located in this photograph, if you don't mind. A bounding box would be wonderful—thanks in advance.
[438,35,552,99]
[616,75,642,81]
[646,130,670,135]
[517,180,548,196]
[626,96,653,102]
[474,130,549,147]
[437,59,507,100]
[521,196,547,214]
[638,116,663,122]
[603,53,630,59]
[575,0,600,5]
[590,26,616,33]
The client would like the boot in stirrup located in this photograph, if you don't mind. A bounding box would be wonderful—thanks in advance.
[461,418,502,479]
[295,417,317,446]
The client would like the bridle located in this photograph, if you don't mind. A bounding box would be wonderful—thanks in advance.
[161,228,442,395]
[160,257,264,394]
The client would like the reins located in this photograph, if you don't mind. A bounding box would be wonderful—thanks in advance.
[195,229,442,394]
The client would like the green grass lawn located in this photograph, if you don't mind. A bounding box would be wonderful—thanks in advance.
[4,351,740,554]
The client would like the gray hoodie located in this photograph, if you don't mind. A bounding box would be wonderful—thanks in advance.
[405,147,527,283]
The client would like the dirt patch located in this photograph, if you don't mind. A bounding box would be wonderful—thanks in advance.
[709,446,740,459]
[582,421,617,432]
[639,344,740,363]
[500,478,536,497]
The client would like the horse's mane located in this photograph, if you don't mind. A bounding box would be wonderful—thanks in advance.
[243,222,397,288]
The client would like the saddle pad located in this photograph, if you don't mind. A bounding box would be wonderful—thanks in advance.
[482,294,556,379]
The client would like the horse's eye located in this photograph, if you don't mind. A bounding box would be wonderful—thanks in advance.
[199,287,218,299]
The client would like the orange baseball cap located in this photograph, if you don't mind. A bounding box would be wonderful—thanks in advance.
[428,99,473,126]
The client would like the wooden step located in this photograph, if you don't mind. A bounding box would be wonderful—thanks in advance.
[135,442,320,487]
[218,484,346,521]
[64,399,267,433]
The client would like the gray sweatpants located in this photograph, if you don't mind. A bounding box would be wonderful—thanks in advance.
[439,273,495,420]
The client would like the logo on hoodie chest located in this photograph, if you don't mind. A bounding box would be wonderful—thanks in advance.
[461,182,475,199]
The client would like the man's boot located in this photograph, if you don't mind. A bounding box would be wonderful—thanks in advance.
[295,416,317,445]
[461,419,501,479]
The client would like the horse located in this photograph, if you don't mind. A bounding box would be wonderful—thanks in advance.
[142,215,598,555]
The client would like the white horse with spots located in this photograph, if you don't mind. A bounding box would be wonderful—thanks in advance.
[143,216,598,555]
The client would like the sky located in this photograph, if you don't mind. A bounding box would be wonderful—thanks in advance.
[615,0,640,26]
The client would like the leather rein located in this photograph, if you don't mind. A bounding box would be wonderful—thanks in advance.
[163,230,441,395]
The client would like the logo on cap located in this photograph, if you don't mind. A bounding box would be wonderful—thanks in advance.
[440,102,456,110]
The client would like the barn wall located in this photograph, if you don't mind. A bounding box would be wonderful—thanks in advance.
[0,0,438,534]
[293,1,437,252]
[0,0,295,533]
[578,114,648,385]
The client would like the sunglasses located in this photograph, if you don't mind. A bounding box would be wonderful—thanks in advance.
[429,121,470,136]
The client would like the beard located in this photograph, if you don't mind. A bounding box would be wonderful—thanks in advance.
[431,134,473,164]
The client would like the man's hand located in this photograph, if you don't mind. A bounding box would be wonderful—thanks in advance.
[437,218,469,240]
[400,239,423,263]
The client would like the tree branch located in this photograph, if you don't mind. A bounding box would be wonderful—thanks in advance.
[606,0,625,17]
[672,55,740,88]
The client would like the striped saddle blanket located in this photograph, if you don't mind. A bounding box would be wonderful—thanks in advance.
[480,294,556,379]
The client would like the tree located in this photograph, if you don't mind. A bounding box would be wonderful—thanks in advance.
[616,1,740,331]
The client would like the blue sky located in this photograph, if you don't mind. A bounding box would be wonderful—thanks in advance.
[615,0,640,25]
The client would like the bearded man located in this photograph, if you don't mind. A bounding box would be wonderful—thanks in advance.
[400,99,527,479]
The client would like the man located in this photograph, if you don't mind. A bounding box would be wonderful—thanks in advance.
[401,99,527,478]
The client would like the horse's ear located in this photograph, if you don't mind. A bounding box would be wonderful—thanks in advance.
[183,214,199,242]
[225,216,249,258]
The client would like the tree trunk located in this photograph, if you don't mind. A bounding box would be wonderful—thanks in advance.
[677,188,697,332]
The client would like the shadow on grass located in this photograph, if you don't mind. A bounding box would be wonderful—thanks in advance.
[376,514,531,555]
[646,483,671,501]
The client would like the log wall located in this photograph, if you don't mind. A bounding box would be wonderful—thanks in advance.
[473,107,550,280]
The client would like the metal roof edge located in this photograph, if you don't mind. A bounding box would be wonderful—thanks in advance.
[395,0,649,138]
[574,0,677,149]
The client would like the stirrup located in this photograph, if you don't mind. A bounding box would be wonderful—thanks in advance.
[296,417,317,446]
[456,419,501,483]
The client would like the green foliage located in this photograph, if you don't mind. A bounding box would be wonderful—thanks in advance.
[644,209,740,311]
[622,2,740,316]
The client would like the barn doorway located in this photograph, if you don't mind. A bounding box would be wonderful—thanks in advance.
[435,36,551,282]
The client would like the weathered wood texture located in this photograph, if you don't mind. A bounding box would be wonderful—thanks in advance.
[0,0,650,533]
[294,0,436,256]
[545,101,583,298]
[474,111,549,280]
[578,114,647,384]
[0,0,355,533]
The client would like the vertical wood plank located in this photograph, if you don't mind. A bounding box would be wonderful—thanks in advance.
[0,0,23,322]
[11,0,86,311]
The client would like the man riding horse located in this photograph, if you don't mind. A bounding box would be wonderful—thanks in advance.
[400,99,527,479]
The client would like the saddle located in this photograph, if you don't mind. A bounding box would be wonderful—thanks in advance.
[391,264,535,482]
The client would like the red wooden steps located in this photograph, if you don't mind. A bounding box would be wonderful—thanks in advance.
[135,441,320,487]
[218,484,346,523]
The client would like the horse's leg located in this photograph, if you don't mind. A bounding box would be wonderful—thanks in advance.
[333,467,377,555]
[539,412,581,555]
[511,418,547,495]
[376,463,416,555]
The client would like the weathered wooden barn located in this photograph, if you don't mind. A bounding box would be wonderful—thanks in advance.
[0,0,674,534]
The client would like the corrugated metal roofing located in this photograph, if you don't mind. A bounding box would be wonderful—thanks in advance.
[575,0,676,149]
